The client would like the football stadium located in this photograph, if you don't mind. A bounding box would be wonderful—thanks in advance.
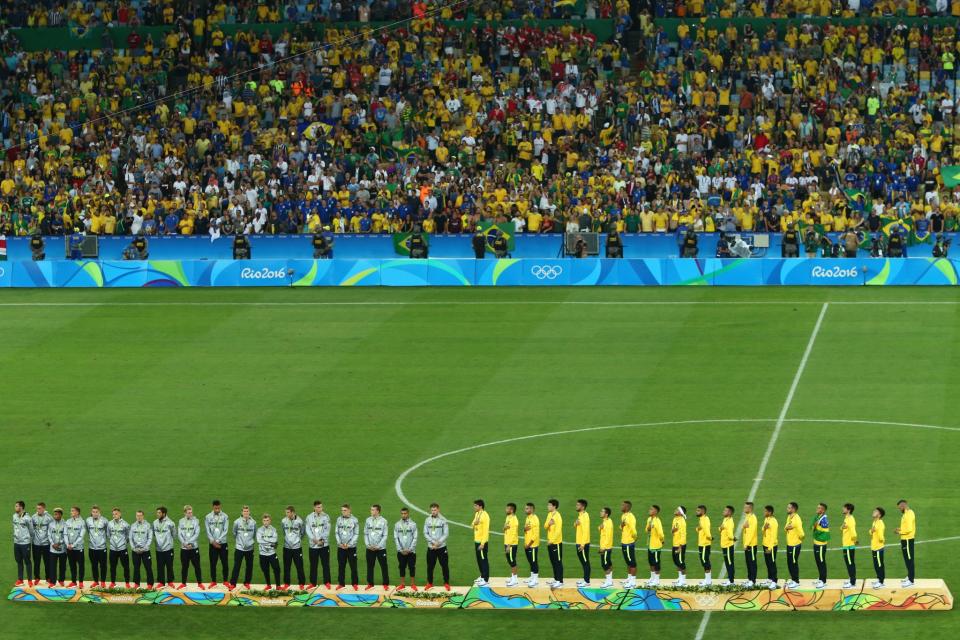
[2,0,960,638]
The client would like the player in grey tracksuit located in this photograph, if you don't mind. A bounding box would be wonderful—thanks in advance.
[256,514,281,588]
[364,505,390,588]
[335,505,360,588]
[305,501,331,587]
[394,508,419,588]
[177,506,203,586]
[12,501,34,584]
[204,501,229,586]
[30,503,53,584]
[64,506,86,586]
[153,507,176,585]
[424,503,451,586]
[230,506,256,587]
[281,507,306,588]
[86,506,108,586]
[106,509,131,586]
[128,511,154,586]
[47,508,67,585]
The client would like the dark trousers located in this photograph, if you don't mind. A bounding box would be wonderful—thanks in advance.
[283,547,305,585]
[426,546,450,584]
[698,545,712,571]
[309,546,331,585]
[525,546,540,573]
[180,548,202,584]
[504,545,517,569]
[548,543,563,582]
[648,548,661,572]
[132,551,153,585]
[722,546,735,580]
[156,549,174,584]
[672,545,686,572]
[49,553,66,583]
[230,549,253,585]
[622,543,637,568]
[366,548,389,585]
[744,545,758,582]
[873,549,885,583]
[109,549,130,583]
[337,546,358,587]
[577,544,591,582]
[14,544,32,581]
[259,553,280,586]
[31,544,49,581]
[600,549,612,572]
[397,551,416,578]
[208,544,229,583]
[813,544,827,582]
[474,543,489,581]
[786,545,801,582]
[67,548,84,582]
[764,546,778,583]
[89,548,106,583]
[901,539,915,581]
[843,548,856,583]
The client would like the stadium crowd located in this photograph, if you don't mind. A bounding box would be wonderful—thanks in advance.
[0,1,959,245]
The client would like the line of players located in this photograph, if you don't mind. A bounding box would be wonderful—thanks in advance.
[469,499,918,590]
[12,501,453,591]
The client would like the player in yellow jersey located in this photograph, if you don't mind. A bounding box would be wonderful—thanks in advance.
[695,505,713,586]
[598,507,614,588]
[762,505,779,590]
[670,506,688,587]
[840,503,858,589]
[784,501,804,588]
[869,507,886,588]
[718,506,736,586]
[895,499,916,586]
[471,499,490,587]
[544,499,564,588]
[503,503,520,587]
[811,502,830,589]
[620,501,638,588]
[574,499,591,587]
[523,503,541,587]
[741,502,759,588]
[644,505,664,587]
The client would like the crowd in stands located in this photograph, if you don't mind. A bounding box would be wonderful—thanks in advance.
[643,0,960,19]
[0,1,959,241]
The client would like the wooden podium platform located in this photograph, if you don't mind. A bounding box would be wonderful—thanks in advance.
[8,578,952,611]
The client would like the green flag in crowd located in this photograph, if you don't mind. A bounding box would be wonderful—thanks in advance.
[478,221,516,252]
[392,231,429,256]
[941,165,960,188]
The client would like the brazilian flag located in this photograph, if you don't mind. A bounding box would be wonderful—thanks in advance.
[941,165,960,188]
[479,221,515,252]
[844,188,866,202]
[392,231,429,256]
[797,220,825,236]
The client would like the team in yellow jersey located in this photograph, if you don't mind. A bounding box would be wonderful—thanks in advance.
[463,498,916,591]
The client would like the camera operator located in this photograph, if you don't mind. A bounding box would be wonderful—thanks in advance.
[313,230,333,259]
[819,234,839,258]
[869,233,884,257]
[606,229,623,258]
[840,229,859,258]
[573,234,588,258]
[932,233,951,258]
[29,232,45,261]
[680,229,698,258]
[715,234,731,257]
[133,235,148,259]
[122,241,140,260]
[781,223,799,258]
[729,234,752,258]
[233,233,251,260]
[803,227,819,257]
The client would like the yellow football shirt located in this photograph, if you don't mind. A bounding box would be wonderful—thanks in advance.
[785,513,805,546]
[899,509,916,540]
[841,514,858,548]
[762,516,779,550]
[671,516,687,547]
[646,516,664,550]
[545,512,563,545]
[719,516,735,548]
[742,513,758,547]
[697,515,713,546]
[870,519,885,551]
[599,518,613,550]
[503,514,519,546]
[620,512,637,544]
[472,510,490,544]
[524,514,540,548]
[575,512,590,545]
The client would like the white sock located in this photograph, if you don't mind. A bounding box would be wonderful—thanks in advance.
[606,572,612,579]
[705,572,712,580]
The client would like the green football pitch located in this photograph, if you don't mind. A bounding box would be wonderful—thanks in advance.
[2,286,959,639]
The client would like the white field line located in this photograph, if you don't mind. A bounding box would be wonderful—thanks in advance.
[0,300,959,307]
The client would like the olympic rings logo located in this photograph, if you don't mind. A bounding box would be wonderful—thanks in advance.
[530,265,563,280]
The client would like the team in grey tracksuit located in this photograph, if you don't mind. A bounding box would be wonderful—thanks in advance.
[424,511,451,585]
[128,516,154,585]
[230,513,257,586]
[64,512,86,584]
[256,521,281,587]
[30,508,53,583]
[47,512,67,584]
[364,512,390,587]
[153,514,176,585]
[305,508,331,586]
[12,509,34,582]
[335,512,360,587]
[204,508,230,584]
[106,514,131,584]
[281,512,306,586]
[394,514,419,582]
[177,514,203,585]
[85,513,108,585]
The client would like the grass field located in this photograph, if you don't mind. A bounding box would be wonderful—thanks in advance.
[2,286,959,639]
